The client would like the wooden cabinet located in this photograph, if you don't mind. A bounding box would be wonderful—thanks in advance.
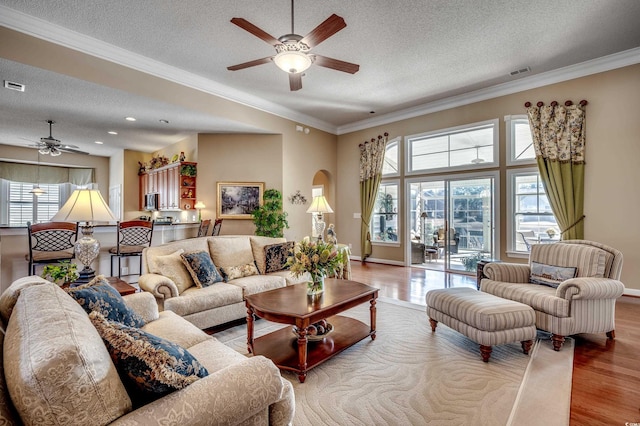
[139,162,197,211]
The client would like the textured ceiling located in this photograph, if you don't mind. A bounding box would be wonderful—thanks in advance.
[0,0,639,156]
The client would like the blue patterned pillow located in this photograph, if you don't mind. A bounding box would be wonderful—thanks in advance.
[66,275,144,327]
[264,241,294,273]
[89,311,208,403]
[180,251,223,288]
[530,261,577,288]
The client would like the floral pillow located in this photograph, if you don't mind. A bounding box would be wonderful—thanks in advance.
[180,251,224,288]
[530,261,577,288]
[264,242,294,273]
[66,275,144,327]
[89,311,208,406]
[219,263,259,281]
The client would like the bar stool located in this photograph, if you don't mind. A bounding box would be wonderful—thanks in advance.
[197,219,211,237]
[27,221,78,275]
[109,220,154,280]
[212,218,223,236]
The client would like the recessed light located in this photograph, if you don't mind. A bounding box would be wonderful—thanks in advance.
[108,131,118,135]
[159,119,169,124]
[125,117,136,122]
[94,141,103,145]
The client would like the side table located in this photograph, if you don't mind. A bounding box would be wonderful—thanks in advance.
[105,276,137,296]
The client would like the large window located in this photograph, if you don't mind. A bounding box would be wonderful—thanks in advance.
[370,181,399,244]
[507,170,559,253]
[406,119,498,174]
[505,115,535,165]
[1,180,77,227]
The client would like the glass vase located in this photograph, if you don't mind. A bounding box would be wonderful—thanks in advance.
[307,274,325,296]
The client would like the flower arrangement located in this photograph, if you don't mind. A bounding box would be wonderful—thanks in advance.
[286,237,344,294]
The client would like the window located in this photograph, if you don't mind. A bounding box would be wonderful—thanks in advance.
[507,169,559,254]
[505,115,535,165]
[1,180,78,227]
[370,181,399,244]
[382,137,400,176]
[406,119,498,174]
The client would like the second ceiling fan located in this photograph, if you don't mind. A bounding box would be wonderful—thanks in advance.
[227,0,360,91]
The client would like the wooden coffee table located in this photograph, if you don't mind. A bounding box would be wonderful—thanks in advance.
[245,278,378,383]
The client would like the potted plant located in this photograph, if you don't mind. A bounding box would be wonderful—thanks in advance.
[41,260,79,288]
[252,189,289,238]
[180,164,197,177]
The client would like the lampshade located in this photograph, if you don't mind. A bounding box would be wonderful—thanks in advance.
[306,195,334,214]
[194,201,206,209]
[52,189,117,223]
[274,50,312,74]
[51,189,117,283]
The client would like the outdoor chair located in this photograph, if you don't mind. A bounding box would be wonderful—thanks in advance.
[109,220,154,279]
[27,221,78,275]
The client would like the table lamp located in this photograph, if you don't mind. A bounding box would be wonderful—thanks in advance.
[306,195,333,241]
[51,189,117,283]
[194,201,205,221]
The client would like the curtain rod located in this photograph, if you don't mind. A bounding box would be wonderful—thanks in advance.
[524,100,588,108]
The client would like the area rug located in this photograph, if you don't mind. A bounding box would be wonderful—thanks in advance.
[216,297,573,426]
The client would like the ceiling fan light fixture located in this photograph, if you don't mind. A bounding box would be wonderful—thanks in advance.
[50,148,62,157]
[274,50,312,74]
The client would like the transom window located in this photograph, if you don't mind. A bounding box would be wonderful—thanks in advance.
[406,119,498,174]
[505,115,535,165]
[382,138,400,176]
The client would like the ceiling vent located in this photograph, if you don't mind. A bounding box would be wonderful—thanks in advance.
[510,67,531,76]
[4,80,25,92]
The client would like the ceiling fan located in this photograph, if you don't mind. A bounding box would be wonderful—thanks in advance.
[227,0,360,91]
[26,120,89,156]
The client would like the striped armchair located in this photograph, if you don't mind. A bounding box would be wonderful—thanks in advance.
[480,240,625,351]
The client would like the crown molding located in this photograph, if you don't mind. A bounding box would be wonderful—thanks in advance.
[336,47,640,135]
[0,5,337,134]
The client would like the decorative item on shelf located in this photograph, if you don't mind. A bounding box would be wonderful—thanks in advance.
[51,189,118,283]
[306,195,333,241]
[180,163,197,177]
[41,260,79,288]
[179,151,186,162]
[252,189,289,237]
[171,154,179,163]
[186,189,194,198]
[137,161,148,175]
[185,203,191,210]
[149,155,169,169]
[194,201,205,221]
[292,320,334,341]
[286,237,343,296]
[288,190,307,205]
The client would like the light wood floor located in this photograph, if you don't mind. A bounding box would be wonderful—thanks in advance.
[348,261,640,425]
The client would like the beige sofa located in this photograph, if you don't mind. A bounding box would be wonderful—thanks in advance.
[0,276,294,425]
[480,240,625,351]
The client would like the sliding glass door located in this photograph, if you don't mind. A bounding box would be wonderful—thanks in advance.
[408,173,497,273]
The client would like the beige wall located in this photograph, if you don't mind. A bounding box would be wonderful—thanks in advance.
[337,64,640,291]
[153,134,198,164]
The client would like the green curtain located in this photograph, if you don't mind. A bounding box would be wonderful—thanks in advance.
[359,133,388,261]
[526,101,586,240]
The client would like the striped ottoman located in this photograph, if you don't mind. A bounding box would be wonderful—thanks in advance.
[426,287,536,362]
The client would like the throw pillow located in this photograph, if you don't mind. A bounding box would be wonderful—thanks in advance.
[530,261,577,288]
[66,275,144,327]
[264,241,294,273]
[149,249,194,294]
[250,236,287,274]
[180,251,224,288]
[219,263,259,281]
[89,311,208,405]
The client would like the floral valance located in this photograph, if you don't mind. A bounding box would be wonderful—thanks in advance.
[359,133,388,181]
[525,100,587,164]
[0,161,94,185]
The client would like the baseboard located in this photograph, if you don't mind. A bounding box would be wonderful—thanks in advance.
[624,288,640,297]
[349,256,405,266]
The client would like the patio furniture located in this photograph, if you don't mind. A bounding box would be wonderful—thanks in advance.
[26,221,78,275]
[434,227,460,254]
[480,240,625,351]
[516,230,535,251]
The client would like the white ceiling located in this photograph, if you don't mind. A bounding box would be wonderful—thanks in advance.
[1,0,639,157]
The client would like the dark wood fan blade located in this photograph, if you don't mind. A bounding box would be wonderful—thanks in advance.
[314,55,360,74]
[301,14,346,48]
[230,18,281,46]
[289,73,302,91]
[227,57,274,71]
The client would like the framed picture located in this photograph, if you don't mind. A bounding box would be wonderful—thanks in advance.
[217,182,264,219]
